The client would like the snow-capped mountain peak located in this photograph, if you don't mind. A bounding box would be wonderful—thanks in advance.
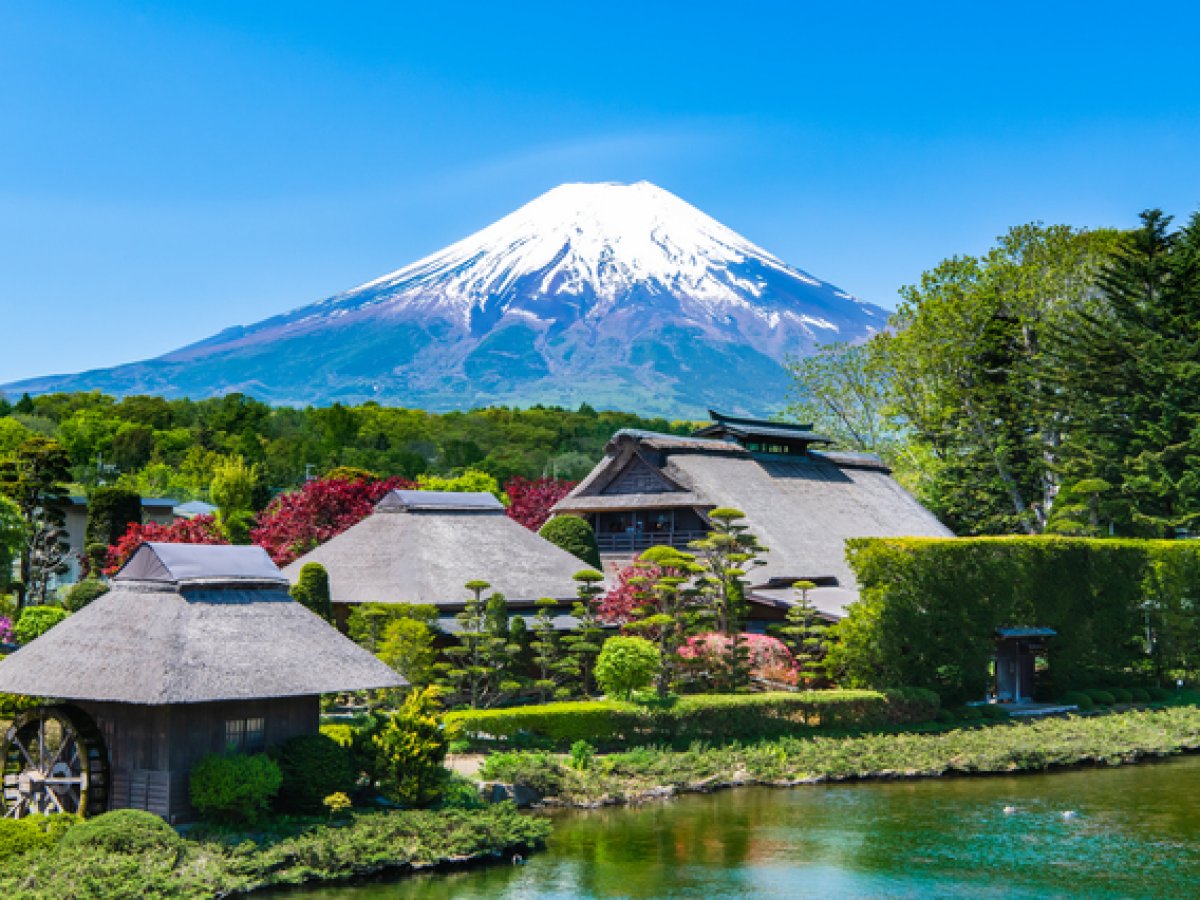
[5,181,888,417]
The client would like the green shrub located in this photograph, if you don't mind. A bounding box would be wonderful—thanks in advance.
[1148,686,1171,701]
[1130,688,1151,703]
[1061,690,1095,710]
[436,773,487,810]
[447,689,940,751]
[479,751,566,797]
[14,606,69,644]
[0,815,78,861]
[60,809,178,854]
[1086,689,1116,706]
[954,705,985,722]
[372,687,448,808]
[290,562,334,624]
[569,740,595,771]
[273,733,356,815]
[189,753,282,824]
[935,709,957,724]
[1110,687,1133,703]
[62,578,109,612]
[538,515,601,568]
[594,636,660,700]
[979,704,1011,720]
[320,722,354,747]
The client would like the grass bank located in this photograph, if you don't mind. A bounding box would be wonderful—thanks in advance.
[0,803,549,899]
[481,706,1200,807]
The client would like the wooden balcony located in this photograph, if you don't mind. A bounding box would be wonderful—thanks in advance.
[595,529,708,555]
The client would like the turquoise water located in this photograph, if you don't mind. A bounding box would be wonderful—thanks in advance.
[275,757,1200,898]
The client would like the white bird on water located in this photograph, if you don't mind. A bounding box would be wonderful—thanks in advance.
[1003,805,1018,815]
[1061,810,1078,820]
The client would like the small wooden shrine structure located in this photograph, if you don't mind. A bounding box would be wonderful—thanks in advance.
[993,626,1056,704]
[0,543,404,822]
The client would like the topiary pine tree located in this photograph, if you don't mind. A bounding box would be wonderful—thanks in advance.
[530,596,575,701]
[620,546,705,698]
[772,580,829,687]
[688,508,766,692]
[561,569,607,697]
[537,515,601,568]
[436,580,522,709]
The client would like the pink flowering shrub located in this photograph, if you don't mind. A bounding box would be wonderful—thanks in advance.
[0,616,12,644]
[678,632,798,682]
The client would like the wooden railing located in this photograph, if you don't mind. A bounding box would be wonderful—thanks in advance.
[595,530,709,554]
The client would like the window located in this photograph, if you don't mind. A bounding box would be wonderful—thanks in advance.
[225,716,266,752]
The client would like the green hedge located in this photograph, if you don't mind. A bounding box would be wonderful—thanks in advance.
[446,688,939,750]
[835,537,1200,703]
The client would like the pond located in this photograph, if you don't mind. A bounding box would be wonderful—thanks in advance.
[278,756,1200,898]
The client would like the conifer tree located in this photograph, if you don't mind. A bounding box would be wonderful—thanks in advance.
[437,580,522,708]
[289,561,335,624]
[561,569,606,697]
[530,596,574,701]
[689,508,765,692]
[773,580,829,687]
[621,547,704,697]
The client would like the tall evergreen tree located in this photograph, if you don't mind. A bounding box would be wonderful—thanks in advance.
[1051,210,1200,536]
[561,569,607,697]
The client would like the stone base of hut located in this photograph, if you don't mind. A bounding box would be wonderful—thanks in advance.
[77,696,319,823]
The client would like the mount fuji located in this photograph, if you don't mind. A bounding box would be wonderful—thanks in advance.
[5,182,887,416]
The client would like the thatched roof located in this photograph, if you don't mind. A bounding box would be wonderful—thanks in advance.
[554,429,952,603]
[282,490,591,608]
[0,543,405,704]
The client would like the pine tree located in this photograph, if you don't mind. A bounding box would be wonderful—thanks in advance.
[436,580,521,708]
[561,569,606,697]
[689,508,766,692]
[773,580,829,687]
[621,547,705,698]
[530,596,574,701]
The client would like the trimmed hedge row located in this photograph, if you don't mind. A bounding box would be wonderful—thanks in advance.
[446,688,939,750]
[837,536,1200,703]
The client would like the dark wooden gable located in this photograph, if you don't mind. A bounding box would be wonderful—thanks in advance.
[602,456,676,495]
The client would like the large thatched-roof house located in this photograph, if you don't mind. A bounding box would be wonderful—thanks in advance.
[283,490,593,630]
[552,411,952,622]
[0,543,403,822]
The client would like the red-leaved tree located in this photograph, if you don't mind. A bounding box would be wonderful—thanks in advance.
[678,633,798,685]
[597,557,664,625]
[105,514,228,575]
[503,476,577,531]
[250,475,414,566]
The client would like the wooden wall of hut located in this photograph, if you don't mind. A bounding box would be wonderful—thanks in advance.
[77,696,319,823]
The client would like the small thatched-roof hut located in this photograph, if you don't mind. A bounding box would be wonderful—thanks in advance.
[283,490,593,628]
[552,411,952,622]
[0,543,403,822]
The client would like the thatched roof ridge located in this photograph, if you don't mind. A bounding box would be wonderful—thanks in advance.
[0,581,405,704]
[283,500,591,607]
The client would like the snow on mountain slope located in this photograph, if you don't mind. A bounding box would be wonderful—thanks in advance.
[5,182,888,417]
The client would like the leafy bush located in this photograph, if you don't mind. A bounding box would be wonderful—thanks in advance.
[0,815,78,861]
[273,733,356,814]
[372,687,449,807]
[595,636,660,700]
[290,562,335,623]
[479,751,567,797]
[322,792,353,817]
[320,722,354,747]
[1061,690,1095,710]
[537,515,601,568]
[1110,688,1133,703]
[1130,688,1151,703]
[189,753,282,824]
[62,578,109,612]
[448,689,940,751]
[60,809,178,854]
[14,606,69,644]
[436,773,487,810]
[1148,686,1171,701]
[954,705,985,722]
[979,704,1011,720]
[935,709,957,723]
[569,740,595,771]
[1086,689,1116,706]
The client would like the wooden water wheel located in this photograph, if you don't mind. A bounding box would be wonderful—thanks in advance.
[1,706,108,818]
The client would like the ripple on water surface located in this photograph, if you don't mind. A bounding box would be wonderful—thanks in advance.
[265,755,1200,898]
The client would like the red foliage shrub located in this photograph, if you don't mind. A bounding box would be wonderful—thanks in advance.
[250,475,414,566]
[504,476,577,531]
[597,558,665,625]
[105,515,227,574]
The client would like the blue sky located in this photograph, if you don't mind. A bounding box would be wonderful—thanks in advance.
[2,1,1199,383]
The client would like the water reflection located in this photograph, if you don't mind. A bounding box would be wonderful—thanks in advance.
[270,756,1200,898]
